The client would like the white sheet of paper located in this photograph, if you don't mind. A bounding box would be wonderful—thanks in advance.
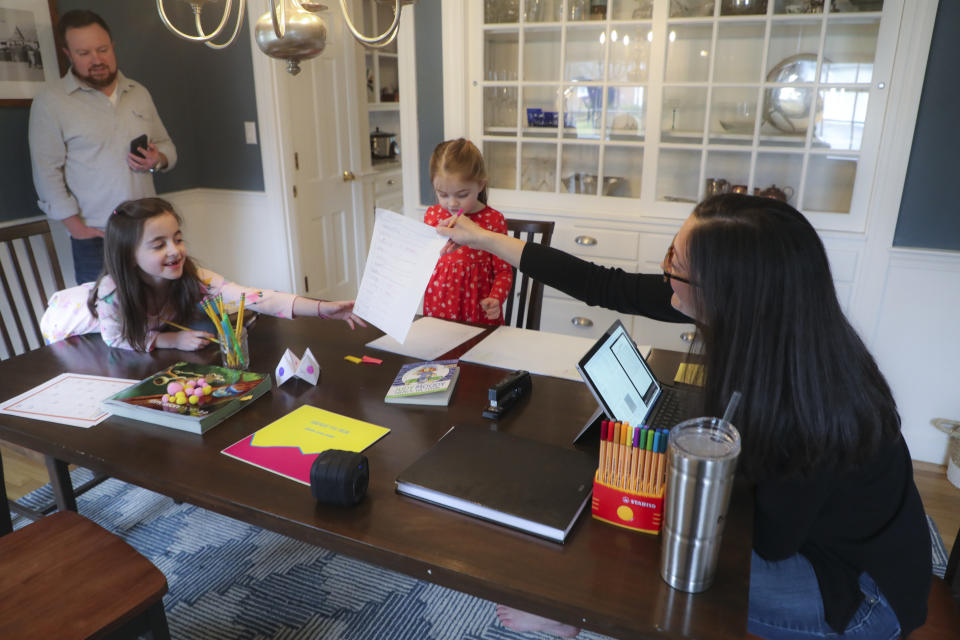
[365,317,486,360]
[459,327,600,381]
[353,209,448,343]
[0,373,139,428]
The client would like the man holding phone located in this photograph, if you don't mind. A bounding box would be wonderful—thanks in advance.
[28,9,176,283]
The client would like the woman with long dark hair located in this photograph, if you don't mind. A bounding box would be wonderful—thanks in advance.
[438,194,930,639]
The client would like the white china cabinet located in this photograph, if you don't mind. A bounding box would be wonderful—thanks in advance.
[451,0,907,347]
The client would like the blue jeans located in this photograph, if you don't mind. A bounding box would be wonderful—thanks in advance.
[70,236,104,284]
[748,552,901,640]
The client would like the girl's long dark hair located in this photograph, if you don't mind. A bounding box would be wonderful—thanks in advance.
[87,198,204,351]
[687,194,900,481]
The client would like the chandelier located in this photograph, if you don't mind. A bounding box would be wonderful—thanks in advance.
[157,0,416,75]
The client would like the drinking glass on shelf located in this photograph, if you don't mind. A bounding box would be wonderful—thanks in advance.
[569,0,588,20]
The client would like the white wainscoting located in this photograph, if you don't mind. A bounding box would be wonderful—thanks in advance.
[164,189,295,294]
[871,249,960,465]
[21,188,293,295]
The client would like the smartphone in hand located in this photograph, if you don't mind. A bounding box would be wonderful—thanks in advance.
[130,134,148,158]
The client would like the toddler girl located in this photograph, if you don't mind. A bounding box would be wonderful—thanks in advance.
[42,197,362,351]
[423,138,512,325]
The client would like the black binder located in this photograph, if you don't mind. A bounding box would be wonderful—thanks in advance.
[395,424,596,543]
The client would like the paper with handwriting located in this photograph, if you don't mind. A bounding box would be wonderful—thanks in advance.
[353,209,448,343]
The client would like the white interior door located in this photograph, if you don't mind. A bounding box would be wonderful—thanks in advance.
[281,3,368,300]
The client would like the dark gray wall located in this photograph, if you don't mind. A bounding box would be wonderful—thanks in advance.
[893,1,960,250]
[415,0,443,205]
[0,108,37,220]
[0,0,264,222]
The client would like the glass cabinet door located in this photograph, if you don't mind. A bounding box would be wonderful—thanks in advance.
[474,0,890,227]
[481,0,652,199]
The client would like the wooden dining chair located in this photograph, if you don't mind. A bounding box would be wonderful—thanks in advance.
[0,220,106,524]
[503,219,555,330]
[0,510,170,639]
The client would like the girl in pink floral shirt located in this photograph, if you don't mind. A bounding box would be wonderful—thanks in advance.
[41,197,362,351]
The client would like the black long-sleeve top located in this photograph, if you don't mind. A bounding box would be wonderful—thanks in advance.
[519,242,690,323]
[519,242,931,635]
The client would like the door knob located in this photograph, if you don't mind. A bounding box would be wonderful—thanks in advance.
[343,170,356,182]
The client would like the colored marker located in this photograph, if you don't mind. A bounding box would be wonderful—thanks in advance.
[604,421,616,485]
[650,430,663,494]
[617,422,630,489]
[629,426,641,493]
[620,422,629,489]
[613,422,623,488]
[642,427,655,493]
[599,420,609,483]
[655,429,668,494]
[632,427,646,492]
[621,422,632,489]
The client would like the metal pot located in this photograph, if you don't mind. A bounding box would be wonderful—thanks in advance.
[370,128,398,159]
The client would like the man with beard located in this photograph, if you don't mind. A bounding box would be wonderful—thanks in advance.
[28,9,177,283]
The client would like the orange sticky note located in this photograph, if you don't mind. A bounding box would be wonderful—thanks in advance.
[361,356,383,365]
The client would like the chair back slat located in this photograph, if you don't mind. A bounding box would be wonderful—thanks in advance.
[0,220,66,360]
[503,219,555,331]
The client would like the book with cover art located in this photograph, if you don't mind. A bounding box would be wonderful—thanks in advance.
[221,405,390,485]
[102,362,271,434]
[384,360,460,406]
[395,424,597,543]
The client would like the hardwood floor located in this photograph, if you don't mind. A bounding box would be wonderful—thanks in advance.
[914,460,960,553]
[3,443,959,551]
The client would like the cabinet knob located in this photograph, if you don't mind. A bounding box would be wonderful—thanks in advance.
[574,235,597,246]
[343,170,356,182]
[386,178,397,186]
[571,317,593,327]
[681,331,695,344]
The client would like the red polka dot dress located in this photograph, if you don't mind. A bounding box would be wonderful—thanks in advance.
[423,204,514,325]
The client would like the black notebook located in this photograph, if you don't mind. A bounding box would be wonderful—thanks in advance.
[395,424,596,543]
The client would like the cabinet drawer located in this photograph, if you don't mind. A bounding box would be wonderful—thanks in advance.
[373,171,402,197]
[553,226,639,261]
[633,317,697,353]
[376,193,403,215]
[539,298,634,340]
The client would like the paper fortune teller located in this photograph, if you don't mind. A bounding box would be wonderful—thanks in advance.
[275,348,320,386]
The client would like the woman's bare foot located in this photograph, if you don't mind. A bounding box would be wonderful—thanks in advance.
[496,605,580,637]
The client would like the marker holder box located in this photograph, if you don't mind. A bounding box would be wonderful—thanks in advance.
[591,471,664,534]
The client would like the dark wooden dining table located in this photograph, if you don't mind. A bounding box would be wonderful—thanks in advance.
[0,315,752,639]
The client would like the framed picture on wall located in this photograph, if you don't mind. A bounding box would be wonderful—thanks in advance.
[0,0,63,106]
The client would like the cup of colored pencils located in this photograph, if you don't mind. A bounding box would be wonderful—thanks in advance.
[201,293,249,370]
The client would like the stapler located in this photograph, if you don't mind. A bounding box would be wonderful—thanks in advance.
[482,370,532,420]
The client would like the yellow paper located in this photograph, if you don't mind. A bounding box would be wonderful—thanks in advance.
[675,362,705,387]
[250,405,389,454]
[344,355,362,364]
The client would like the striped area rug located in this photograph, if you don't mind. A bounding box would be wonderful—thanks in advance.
[11,469,614,640]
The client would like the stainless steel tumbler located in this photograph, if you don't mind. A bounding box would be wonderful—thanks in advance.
[660,417,741,593]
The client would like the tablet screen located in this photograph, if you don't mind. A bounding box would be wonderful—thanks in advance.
[576,320,660,427]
